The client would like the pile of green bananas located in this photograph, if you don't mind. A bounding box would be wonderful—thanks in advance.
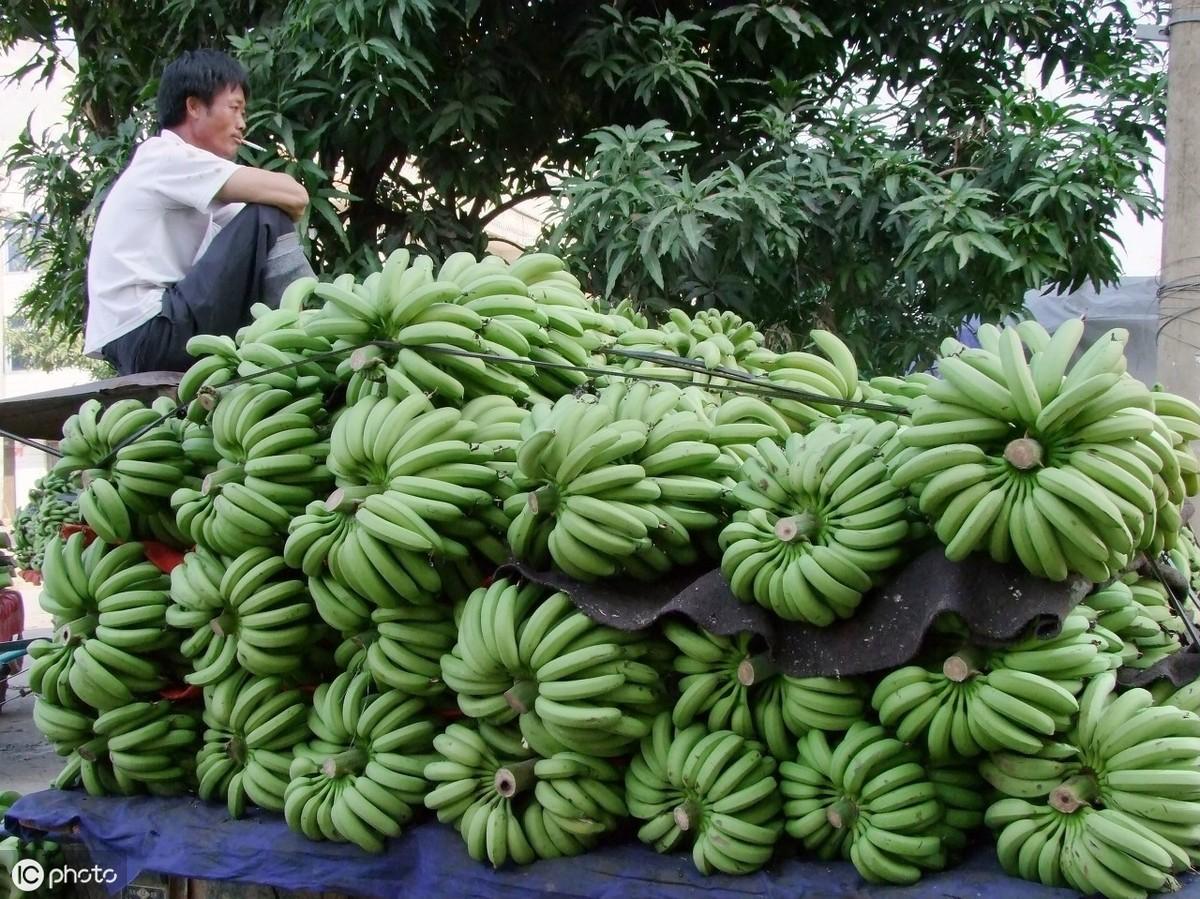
[31,536,172,712]
[625,713,783,875]
[719,416,911,623]
[285,671,436,852]
[13,471,78,572]
[52,700,199,797]
[781,722,951,885]
[440,578,668,756]
[893,319,1199,579]
[664,620,865,760]
[198,671,310,816]
[424,721,626,866]
[168,546,317,682]
[171,384,330,555]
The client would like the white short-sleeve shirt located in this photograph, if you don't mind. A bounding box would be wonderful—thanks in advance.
[83,130,243,356]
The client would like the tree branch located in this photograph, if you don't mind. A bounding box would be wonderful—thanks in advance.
[477,188,551,228]
[484,234,527,252]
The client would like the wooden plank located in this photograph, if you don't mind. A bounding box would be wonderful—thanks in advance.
[2,438,13,521]
[0,371,182,441]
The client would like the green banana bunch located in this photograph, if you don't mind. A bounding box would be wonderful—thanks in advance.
[448,250,607,401]
[1158,675,1200,714]
[171,385,330,555]
[988,605,1123,693]
[424,721,626,866]
[284,670,436,852]
[925,761,986,857]
[1070,671,1200,866]
[169,546,316,681]
[1169,526,1200,594]
[317,393,501,597]
[1149,389,1200,546]
[50,700,199,798]
[1116,572,1186,669]
[979,669,1200,891]
[609,306,765,389]
[985,797,1182,895]
[177,333,241,421]
[55,397,196,541]
[358,604,456,696]
[781,721,946,885]
[626,713,783,875]
[198,670,310,816]
[440,578,669,757]
[894,319,1185,581]
[714,391,794,451]
[506,393,677,580]
[234,302,338,397]
[102,700,199,796]
[1076,580,1160,669]
[32,536,173,712]
[719,416,911,623]
[285,495,435,609]
[596,380,738,570]
[33,694,96,756]
[13,471,79,572]
[757,330,864,431]
[858,373,933,419]
[0,829,65,894]
[871,636,1081,761]
[979,740,1083,800]
[664,620,865,760]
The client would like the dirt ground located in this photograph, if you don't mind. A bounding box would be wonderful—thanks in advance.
[2,577,65,796]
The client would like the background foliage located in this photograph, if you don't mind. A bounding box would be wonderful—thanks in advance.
[0,0,1167,371]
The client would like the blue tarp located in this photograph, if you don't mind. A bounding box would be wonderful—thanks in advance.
[4,789,1198,898]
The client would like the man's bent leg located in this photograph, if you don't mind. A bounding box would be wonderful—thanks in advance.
[103,204,312,374]
[170,203,311,337]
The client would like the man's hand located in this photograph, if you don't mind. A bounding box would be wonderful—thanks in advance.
[217,168,309,221]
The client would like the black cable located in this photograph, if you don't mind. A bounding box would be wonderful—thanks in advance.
[1145,554,1200,650]
[0,428,64,458]
[604,346,908,414]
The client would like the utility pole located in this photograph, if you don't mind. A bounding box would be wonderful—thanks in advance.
[1159,0,1200,399]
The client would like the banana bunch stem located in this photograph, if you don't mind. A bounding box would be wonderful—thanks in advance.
[321,748,367,778]
[494,760,538,797]
[1049,774,1097,813]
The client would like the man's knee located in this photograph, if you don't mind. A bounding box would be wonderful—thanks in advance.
[236,202,296,234]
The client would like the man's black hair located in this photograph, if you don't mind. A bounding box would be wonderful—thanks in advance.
[157,50,250,130]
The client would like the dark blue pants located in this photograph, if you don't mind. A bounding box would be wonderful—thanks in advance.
[102,203,295,374]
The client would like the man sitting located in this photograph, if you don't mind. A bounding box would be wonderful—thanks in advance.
[85,49,314,375]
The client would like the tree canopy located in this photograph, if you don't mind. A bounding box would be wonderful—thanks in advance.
[1,0,1166,371]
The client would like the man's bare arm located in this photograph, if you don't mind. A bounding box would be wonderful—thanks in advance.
[217,168,309,221]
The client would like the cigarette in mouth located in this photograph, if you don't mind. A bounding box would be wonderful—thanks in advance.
[239,138,267,152]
